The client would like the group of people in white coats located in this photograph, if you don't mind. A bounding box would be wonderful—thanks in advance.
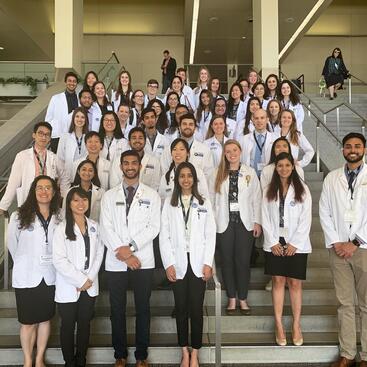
[1,66,323,367]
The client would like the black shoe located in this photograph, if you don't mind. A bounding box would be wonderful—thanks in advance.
[329,97,334,100]
[334,92,337,98]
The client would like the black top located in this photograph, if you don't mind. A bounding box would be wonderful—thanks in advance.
[65,91,78,114]
[228,170,240,223]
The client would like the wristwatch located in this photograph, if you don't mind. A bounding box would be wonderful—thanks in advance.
[352,238,361,247]
[129,244,136,252]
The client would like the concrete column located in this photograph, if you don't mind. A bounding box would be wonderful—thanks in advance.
[252,0,279,79]
[55,0,83,76]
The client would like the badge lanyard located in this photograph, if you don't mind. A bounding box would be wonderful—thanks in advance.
[75,134,83,155]
[179,195,193,231]
[106,137,114,161]
[36,212,52,246]
[34,148,47,175]
[253,132,267,154]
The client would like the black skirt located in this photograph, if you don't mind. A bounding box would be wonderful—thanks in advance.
[15,279,55,324]
[325,73,344,88]
[264,237,308,280]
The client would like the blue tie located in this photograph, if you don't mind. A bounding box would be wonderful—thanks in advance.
[254,134,263,176]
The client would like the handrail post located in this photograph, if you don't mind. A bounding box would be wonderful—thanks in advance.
[316,123,320,173]
[349,78,352,104]
[336,107,340,140]
[3,217,9,289]
[323,114,327,125]
[362,121,366,137]
[214,278,221,367]
[308,101,311,117]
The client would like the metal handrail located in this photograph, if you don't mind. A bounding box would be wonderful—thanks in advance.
[97,51,120,76]
[211,261,221,367]
[280,71,367,133]
[349,73,367,86]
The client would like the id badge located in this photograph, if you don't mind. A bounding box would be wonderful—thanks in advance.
[344,209,357,223]
[40,254,52,266]
[279,227,289,238]
[257,163,265,172]
[229,202,240,212]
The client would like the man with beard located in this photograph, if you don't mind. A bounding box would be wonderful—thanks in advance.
[161,113,214,184]
[141,108,169,159]
[109,127,161,191]
[78,89,94,131]
[319,132,367,367]
[100,150,161,367]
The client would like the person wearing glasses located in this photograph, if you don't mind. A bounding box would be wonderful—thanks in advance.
[144,79,161,107]
[0,122,69,215]
[322,48,349,100]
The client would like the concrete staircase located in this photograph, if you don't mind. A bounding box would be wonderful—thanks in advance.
[301,93,367,141]
[0,163,350,365]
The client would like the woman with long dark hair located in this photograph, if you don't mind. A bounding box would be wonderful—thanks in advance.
[322,47,349,100]
[83,71,98,92]
[215,140,262,315]
[213,97,236,139]
[262,152,312,346]
[167,76,196,113]
[260,137,305,189]
[227,82,246,123]
[234,96,261,140]
[57,107,89,181]
[66,159,104,222]
[98,111,129,161]
[279,80,304,133]
[264,74,280,100]
[148,98,169,134]
[91,81,113,131]
[130,89,145,127]
[159,138,210,204]
[196,89,213,137]
[111,70,133,111]
[193,66,211,109]
[252,81,269,109]
[53,187,104,367]
[278,110,314,168]
[266,99,282,134]
[160,162,216,367]
[165,91,180,127]
[8,175,61,367]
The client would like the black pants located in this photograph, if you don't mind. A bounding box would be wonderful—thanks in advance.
[217,221,254,299]
[57,291,96,367]
[172,258,206,349]
[50,137,60,153]
[107,269,153,361]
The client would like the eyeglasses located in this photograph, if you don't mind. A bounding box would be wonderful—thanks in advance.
[36,131,51,138]
[334,50,340,53]
[135,95,144,98]
[148,84,158,88]
[35,185,53,192]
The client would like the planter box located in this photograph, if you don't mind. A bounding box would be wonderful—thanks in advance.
[0,82,48,97]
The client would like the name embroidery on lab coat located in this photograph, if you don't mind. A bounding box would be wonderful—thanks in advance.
[194,152,204,157]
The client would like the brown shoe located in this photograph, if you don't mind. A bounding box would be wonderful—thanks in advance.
[136,360,149,367]
[330,356,356,367]
[114,359,126,367]
[359,361,367,367]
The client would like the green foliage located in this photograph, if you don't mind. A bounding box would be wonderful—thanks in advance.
[0,76,48,95]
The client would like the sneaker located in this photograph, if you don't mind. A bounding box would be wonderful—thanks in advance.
[265,280,272,291]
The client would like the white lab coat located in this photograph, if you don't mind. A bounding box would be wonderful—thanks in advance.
[233,119,255,141]
[45,92,78,138]
[89,102,114,132]
[161,139,215,183]
[319,165,367,249]
[109,152,161,191]
[111,90,133,113]
[72,155,111,190]
[260,163,305,190]
[8,212,59,288]
[204,136,229,168]
[57,133,87,181]
[144,132,169,159]
[159,197,216,279]
[273,132,315,168]
[215,164,262,233]
[197,111,212,138]
[100,137,129,162]
[158,167,211,204]
[262,184,312,253]
[63,184,105,222]
[239,132,275,169]
[100,183,161,271]
[53,218,104,302]
[0,148,69,211]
